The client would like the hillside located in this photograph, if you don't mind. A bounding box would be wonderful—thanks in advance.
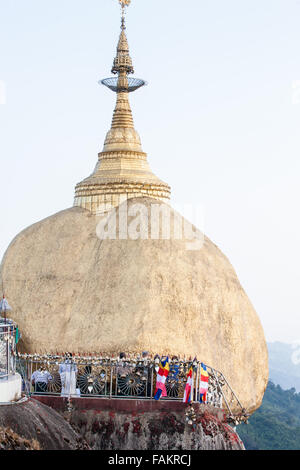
[238,381,300,450]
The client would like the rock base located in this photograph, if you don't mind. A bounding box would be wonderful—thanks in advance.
[0,398,87,450]
[34,396,244,450]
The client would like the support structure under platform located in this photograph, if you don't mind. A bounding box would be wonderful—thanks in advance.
[32,395,245,450]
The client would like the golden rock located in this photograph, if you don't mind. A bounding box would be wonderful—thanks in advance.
[0,198,268,412]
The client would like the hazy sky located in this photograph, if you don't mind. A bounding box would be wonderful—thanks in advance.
[0,0,299,343]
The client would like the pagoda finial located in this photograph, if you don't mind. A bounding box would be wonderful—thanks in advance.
[119,0,131,28]
[112,0,134,76]
[119,0,131,9]
[102,0,145,92]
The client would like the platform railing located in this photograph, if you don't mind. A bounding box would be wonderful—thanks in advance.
[0,319,18,380]
[17,354,248,422]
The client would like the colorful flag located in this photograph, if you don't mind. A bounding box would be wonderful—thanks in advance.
[199,363,209,403]
[183,365,194,403]
[154,356,170,400]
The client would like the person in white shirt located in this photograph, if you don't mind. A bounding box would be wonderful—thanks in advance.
[59,353,78,397]
[31,368,52,394]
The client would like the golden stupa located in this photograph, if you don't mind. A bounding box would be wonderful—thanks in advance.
[74,2,170,214]
[0,1,268,413]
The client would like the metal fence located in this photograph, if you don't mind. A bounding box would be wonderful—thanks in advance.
[0,319,18,380]
[17,354,247,421]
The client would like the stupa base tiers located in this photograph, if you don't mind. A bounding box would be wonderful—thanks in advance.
[74,187,170,214]
[32,396,245,450]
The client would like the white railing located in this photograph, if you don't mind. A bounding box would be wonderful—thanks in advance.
[0,319,18,380]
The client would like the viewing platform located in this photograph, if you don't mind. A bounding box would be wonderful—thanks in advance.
[17,354,248,425]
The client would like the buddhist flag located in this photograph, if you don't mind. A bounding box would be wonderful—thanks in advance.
[183,365,193,403]
[154,356,170,400]
[199,363,209,403]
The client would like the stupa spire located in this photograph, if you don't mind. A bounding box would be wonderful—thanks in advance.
[112,1,134,76]
[74,0,170,214]
[101,1,145,152]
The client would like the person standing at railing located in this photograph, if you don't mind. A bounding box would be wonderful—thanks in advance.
[116,352,132,377]
[142,351,152,397]
[116,352,135,397]
[167,356,180,398]
[31,368,52,394]
[59,353,78,397]
[135,351,151,397]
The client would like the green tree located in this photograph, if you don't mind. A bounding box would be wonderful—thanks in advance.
[237,381,300,450]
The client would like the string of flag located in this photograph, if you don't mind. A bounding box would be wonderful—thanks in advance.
[154,356,210,404]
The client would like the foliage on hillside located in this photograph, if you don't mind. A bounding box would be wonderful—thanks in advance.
[238,381,300,450]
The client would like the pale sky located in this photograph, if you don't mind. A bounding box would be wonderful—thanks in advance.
[0,0,299,343]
